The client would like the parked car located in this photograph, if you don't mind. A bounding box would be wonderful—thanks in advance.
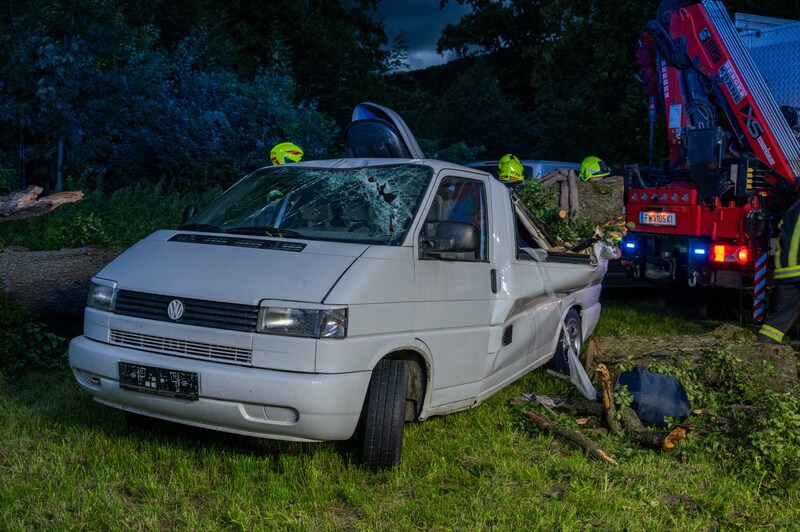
[68,103,609,470]
[466,159,581,180]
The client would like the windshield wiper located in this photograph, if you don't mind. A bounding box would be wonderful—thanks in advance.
[225,226,302,238]
[179,223,223,233]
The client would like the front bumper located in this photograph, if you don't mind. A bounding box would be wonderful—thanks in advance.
[69,335,371,442]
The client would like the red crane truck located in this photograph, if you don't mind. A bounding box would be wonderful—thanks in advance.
[621,0,800,321]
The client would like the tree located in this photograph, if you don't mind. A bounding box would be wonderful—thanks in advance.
[0,0,160,190]
[437,0,800,165]
[203,0,390,126]
[436,0,657,163]
[107,29,335,190]
[427,60,528,159]
[0,0,337,192]
[388,31,411,73]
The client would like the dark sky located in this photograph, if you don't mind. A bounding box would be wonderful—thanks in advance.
[373,1,473,70]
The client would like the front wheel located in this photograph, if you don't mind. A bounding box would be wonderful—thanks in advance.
[358,359,408,470]
[545,308,583,374]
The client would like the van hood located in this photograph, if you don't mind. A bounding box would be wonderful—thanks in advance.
[97,230,368,305]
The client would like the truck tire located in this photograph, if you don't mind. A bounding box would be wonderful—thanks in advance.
[358,359,408,470]
[544,308,582,374]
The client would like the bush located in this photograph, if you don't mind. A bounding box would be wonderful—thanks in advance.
[0,289,67,377]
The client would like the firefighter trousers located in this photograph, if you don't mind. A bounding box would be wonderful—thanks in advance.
[758,282,800,344]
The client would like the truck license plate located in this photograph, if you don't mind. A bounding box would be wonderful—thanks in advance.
[119,362,199,400]
[639,211,676,226]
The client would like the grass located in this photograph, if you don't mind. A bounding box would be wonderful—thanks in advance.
[3,180,795,527]
[3,370,799,529]
[2,296,800,529]
[594,295,720,337]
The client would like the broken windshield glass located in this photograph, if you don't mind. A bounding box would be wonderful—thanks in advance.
[184,164,433,246]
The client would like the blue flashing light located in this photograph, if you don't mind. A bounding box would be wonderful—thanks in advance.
[693,248,707,256]
[625,242,636,249]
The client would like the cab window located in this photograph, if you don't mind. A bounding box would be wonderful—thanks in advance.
[419,177,488,261]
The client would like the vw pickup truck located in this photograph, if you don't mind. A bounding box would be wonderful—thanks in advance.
[69,103,609,469]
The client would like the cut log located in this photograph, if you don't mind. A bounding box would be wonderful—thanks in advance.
[0,186,41,215]
[540,169,580,214]
[0,186,83,222]
[525,410,618,465]
[576,176,624,225]
[560,396,605,418]
[663,427,688,451]
[533,395,689,452]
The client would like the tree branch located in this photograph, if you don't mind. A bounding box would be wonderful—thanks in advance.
[525,410,618,465]
[0,186,83,222]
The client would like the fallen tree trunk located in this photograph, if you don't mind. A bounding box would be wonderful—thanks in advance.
[0,246,125,331]
[0,186,83,222]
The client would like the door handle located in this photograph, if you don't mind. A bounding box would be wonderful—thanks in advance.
[490,269,498,294]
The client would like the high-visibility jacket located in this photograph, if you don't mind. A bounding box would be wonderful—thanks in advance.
[774,198,800,283]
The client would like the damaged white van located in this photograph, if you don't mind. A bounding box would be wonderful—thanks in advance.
[69,103,610,469]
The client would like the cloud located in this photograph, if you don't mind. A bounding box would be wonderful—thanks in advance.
[373,0,472,69]
[407,49,460,70]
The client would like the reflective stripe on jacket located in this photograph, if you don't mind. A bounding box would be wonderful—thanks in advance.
[775,199,800,282]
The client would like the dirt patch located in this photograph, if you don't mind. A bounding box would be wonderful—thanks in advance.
[589,324,798,393]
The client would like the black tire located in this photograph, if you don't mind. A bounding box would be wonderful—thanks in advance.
[358,359,408,471]
[545,308,582,374]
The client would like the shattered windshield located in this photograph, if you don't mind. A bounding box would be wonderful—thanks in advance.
[183,164,433,245]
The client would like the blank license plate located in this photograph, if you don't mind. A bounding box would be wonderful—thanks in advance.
[639,211,676,226]
[119,362,199,400]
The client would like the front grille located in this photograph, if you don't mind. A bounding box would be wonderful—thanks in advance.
[115,290,259,332]
[110,330,252,365]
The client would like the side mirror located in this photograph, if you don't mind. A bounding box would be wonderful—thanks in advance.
[181,204,197,225]
[420,221,477,255]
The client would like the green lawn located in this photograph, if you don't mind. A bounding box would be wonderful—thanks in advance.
[2,299,799,529]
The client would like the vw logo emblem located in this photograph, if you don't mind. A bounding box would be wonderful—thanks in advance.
[167,299,185,321]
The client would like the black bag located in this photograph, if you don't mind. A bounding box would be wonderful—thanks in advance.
[614,368,691,427]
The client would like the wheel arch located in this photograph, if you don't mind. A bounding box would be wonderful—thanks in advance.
[383,348,429,422]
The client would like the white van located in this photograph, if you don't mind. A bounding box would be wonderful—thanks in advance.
[69,104,609,469]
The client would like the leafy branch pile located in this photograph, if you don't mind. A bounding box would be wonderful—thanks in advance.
[643,348,800,486]
[522,346,800,491]
[516,180,595,243]
[516,179,633,249]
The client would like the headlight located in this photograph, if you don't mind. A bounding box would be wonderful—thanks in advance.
[87,279,117,311]
[257,306,347,338]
